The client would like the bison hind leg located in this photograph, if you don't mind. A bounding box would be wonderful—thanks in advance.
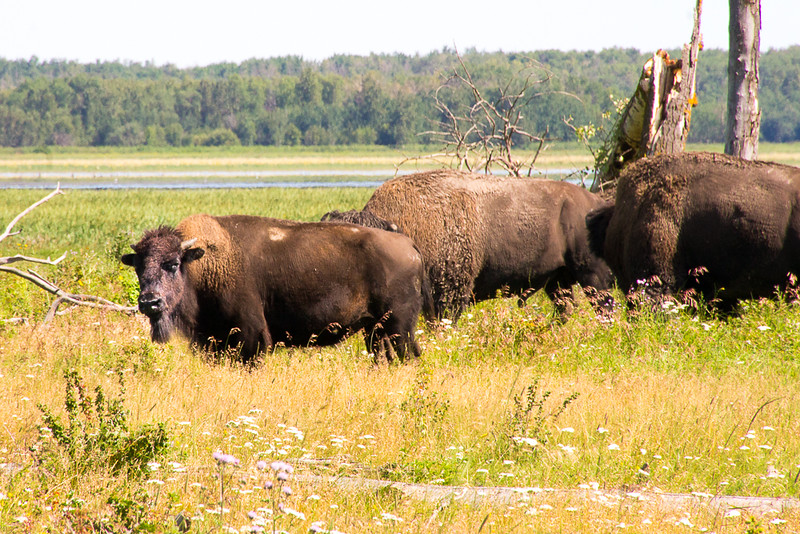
[382,307,423,362]
[387,331,421,362]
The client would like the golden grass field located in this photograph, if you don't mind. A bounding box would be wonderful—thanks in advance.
[3,301,800,533]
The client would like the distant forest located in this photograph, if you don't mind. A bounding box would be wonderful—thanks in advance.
[1,47,799,148]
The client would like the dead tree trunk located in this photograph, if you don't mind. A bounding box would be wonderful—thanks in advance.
[725,0,761,159]
[591,0,702,193]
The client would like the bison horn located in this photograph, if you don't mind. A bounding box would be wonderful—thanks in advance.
[180,238,198,250]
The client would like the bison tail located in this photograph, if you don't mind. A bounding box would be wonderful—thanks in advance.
[585,203,615,259]
[320,208,400,233]
[421,272,435,323]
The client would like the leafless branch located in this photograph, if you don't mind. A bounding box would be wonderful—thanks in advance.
[1,186,138,323]
[0,252,67,267]
[1,265,137,323]
[402,49,563,177]
[0,185,64,244]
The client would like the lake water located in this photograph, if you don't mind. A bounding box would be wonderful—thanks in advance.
[0,168,584,190]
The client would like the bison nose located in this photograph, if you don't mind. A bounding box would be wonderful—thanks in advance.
[138,295,164,316]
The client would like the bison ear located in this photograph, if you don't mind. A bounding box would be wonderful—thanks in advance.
[182,247,205,263]
[120,253,137,266]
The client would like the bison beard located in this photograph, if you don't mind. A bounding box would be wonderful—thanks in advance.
[143,282,199,345]
[148,311,176,344]
[139,277,199,346]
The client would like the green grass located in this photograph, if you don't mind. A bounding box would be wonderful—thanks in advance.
[0,187,372,249]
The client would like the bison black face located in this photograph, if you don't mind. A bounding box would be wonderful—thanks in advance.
[121,227,204,343]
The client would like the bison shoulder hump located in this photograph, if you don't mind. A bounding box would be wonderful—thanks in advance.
[176,214,242,291]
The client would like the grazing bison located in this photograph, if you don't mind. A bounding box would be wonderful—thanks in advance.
[586,152,800,308]
[121,214,425,363]
[323,169,614,321]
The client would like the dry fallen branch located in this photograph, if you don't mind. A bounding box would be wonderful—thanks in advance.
[1,186,137,323]
[297,474,799,516]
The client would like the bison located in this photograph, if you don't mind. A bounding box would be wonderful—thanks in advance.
[121,214,425,363]
[322,169,614,321]
[586,152,800,308]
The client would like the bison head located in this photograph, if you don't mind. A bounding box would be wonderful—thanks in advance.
[320,209,400,232]
[121,226,205,343]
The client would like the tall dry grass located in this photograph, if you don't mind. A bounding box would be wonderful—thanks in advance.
[2,297,800,532]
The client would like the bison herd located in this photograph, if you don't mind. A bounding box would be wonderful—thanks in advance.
[122,152,800,363]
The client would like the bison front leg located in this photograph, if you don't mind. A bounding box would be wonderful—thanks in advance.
[624,275,678,315]
[233,308,273,363]
[573,259,616,319]
[241,326,273,362]
[543,269,577,321]
[581,286,616,321]
[364,328,393,365]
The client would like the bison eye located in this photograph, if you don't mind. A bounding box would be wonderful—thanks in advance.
[163,261,180,273]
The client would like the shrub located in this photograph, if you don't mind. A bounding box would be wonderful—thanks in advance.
[35,369,170,477]
[192,128,240,147]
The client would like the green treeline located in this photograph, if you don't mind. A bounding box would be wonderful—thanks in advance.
[1,46,799,148]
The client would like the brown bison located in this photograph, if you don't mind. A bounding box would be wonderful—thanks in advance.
[586,152,800,308]
[121,214,425,363]
[323,169,614,320]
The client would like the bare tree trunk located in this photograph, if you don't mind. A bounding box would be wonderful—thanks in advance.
[725,0,761,159]
[649,8,702,157]
[590,0,702,193]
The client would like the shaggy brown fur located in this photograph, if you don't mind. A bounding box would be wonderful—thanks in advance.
[587,152,800,307]
[122,214,425,363]
[176,214,243,294]
[333,169,614,320]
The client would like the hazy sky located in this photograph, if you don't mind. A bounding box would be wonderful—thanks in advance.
[2,0,797,68]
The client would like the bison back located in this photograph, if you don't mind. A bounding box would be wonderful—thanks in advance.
[363,170,484,318]
[606,152,800,300]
